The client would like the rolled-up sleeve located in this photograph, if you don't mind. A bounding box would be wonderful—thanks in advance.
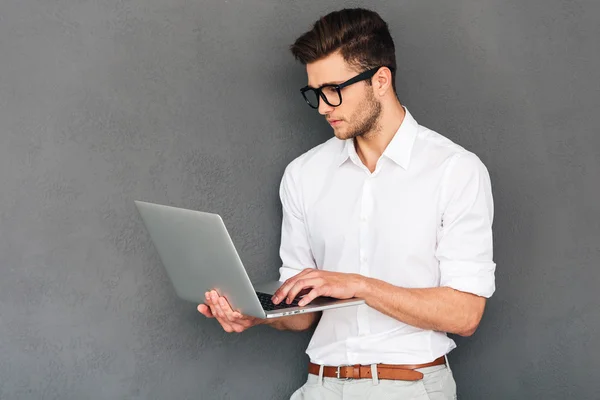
[278,161,316,282]
[436,152,496,298]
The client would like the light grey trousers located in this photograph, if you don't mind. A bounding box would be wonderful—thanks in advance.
[290,363,457,400]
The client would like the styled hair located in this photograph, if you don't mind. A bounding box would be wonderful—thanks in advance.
[290,8,397,92]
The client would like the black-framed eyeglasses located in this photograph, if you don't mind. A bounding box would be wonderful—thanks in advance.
[300,66,390,109]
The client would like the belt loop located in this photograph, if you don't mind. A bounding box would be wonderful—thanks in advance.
[371,364,379,386]
[445,354,452,373]
[318,364,324,386]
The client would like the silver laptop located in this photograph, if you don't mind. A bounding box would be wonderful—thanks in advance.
[134,201,365,318]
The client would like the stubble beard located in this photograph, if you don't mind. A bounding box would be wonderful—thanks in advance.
[336,91,382,141]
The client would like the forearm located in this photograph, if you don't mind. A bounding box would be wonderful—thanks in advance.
[358,278,485,336]
[263,311,321,332]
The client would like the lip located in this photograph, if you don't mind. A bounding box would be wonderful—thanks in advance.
[328,119,343,126]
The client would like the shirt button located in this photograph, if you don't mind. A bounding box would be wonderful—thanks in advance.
[361,216,367,222]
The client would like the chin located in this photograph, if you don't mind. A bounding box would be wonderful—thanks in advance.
[333,132,348,140]
[332,128,351,140]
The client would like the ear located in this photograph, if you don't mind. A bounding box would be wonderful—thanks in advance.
[373,67,393,96]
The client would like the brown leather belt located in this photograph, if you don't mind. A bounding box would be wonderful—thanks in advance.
[308,355,446,381]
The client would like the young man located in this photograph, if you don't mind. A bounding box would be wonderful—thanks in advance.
[198,8,495,399]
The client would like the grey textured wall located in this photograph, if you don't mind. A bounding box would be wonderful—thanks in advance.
[0,0,598,399]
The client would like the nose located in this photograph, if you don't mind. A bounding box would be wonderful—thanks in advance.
[318,99,334,116]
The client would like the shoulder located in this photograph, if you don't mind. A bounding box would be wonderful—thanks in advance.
[281,136,344,181]
[413,124,488,174]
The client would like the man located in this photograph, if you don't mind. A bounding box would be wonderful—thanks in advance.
[198,7,495,399]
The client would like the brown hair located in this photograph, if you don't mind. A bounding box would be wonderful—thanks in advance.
[290,8,397,92]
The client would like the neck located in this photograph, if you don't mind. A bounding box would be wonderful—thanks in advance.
[355,99,406,172]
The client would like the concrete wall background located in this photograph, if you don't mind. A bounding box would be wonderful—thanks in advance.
[0,1,598,398]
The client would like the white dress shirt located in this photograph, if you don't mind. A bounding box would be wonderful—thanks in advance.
[278,107,495,366]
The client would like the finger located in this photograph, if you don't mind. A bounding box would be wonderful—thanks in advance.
[298,287,324,306]
[197,304,214,318]
[287,278,322,304]
[208,306,233,332]
[216,297,259,330]
[273,268,315,304]
[213,311,235,332]
[212,300,249,333]
[272,269,310,303]
[205,296,218,317]
[206,292,232,328]
[202,292,218,317]
[218,296,241,323]
[210,291,227,319]
[219,320,236,333]
[212,293,237,324]
[225,311,255,330]
[210,292,244,329]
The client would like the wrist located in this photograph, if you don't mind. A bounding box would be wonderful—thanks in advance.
[354,274,374,300]
[261,317,287,330]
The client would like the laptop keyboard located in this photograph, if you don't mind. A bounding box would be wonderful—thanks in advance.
[256,291,300,311]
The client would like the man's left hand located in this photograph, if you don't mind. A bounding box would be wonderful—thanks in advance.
[272,269,367,307]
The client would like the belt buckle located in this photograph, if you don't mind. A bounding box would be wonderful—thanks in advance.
[336,365,353,381]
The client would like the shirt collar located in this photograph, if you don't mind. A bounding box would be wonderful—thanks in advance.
[336,107,418,170]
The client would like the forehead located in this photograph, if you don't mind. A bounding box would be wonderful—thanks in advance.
[306,52,358,88]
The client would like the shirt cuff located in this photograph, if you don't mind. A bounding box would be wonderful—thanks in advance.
[439,260,496,298]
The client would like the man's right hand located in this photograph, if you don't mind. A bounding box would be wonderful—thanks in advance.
[197,290,266,333]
